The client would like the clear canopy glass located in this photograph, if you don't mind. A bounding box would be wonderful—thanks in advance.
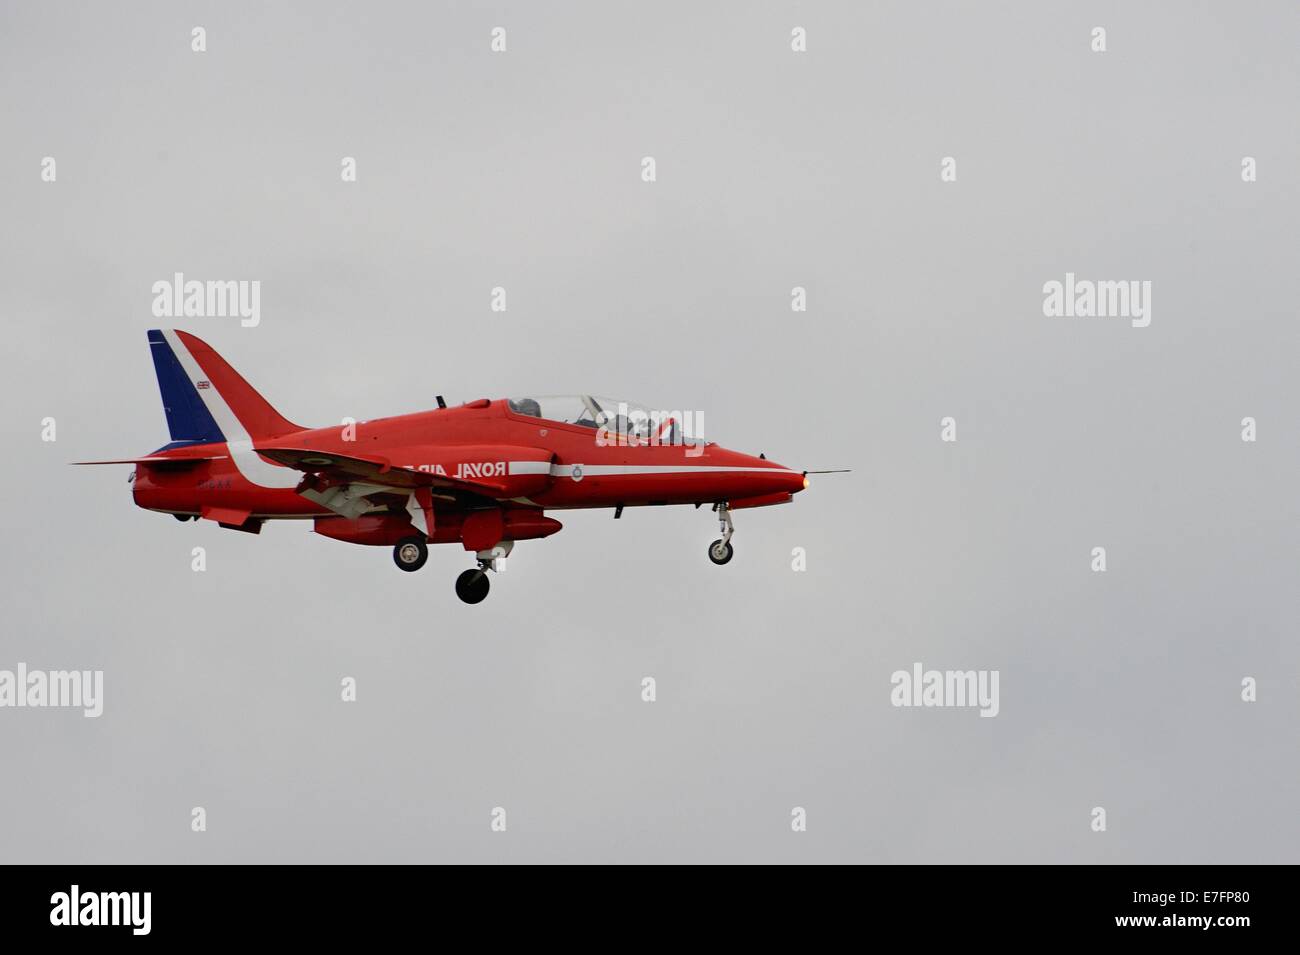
[508,395,701,445]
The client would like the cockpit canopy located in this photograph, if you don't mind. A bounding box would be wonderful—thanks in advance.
[507,394,703,444]
[508,394,608,428]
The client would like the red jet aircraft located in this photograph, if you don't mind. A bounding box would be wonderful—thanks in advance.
[78,330,841,603]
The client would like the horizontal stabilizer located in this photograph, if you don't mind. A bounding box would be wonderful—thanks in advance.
[72,455,227,466]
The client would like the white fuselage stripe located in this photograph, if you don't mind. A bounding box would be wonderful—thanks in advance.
[544,464,799,477]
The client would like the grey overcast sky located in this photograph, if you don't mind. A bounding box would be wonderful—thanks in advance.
[1,1,1297,863]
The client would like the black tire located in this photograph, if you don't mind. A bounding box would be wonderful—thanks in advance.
[455,568,490,604]
[393,536,428,572]
[173,513,192,521]
[708,539,733,565]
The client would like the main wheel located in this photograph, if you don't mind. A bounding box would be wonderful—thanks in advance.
[455,568,491,604]
[708,539,734,565]
[393,536,428,572]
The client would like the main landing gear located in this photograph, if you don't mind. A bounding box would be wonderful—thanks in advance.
[708,502,735,565]
[392,537,504,604]
[455,567,490,604]
[393,536,428,572]
[455,543,510,604]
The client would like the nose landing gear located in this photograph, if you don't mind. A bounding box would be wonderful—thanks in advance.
[708,503,735,565]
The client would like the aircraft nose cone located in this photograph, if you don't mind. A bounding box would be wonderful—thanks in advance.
[716,449,806,501]
[761,459,806,495]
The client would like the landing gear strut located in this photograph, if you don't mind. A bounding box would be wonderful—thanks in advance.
[708,503,734,565]
[393,535,428,572]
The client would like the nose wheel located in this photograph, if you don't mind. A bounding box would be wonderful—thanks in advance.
[708,503,735,565]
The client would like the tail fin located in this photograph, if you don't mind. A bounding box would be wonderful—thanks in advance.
[147,329,304,446]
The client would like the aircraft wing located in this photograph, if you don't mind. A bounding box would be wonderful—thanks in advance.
[252,447,501,497]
